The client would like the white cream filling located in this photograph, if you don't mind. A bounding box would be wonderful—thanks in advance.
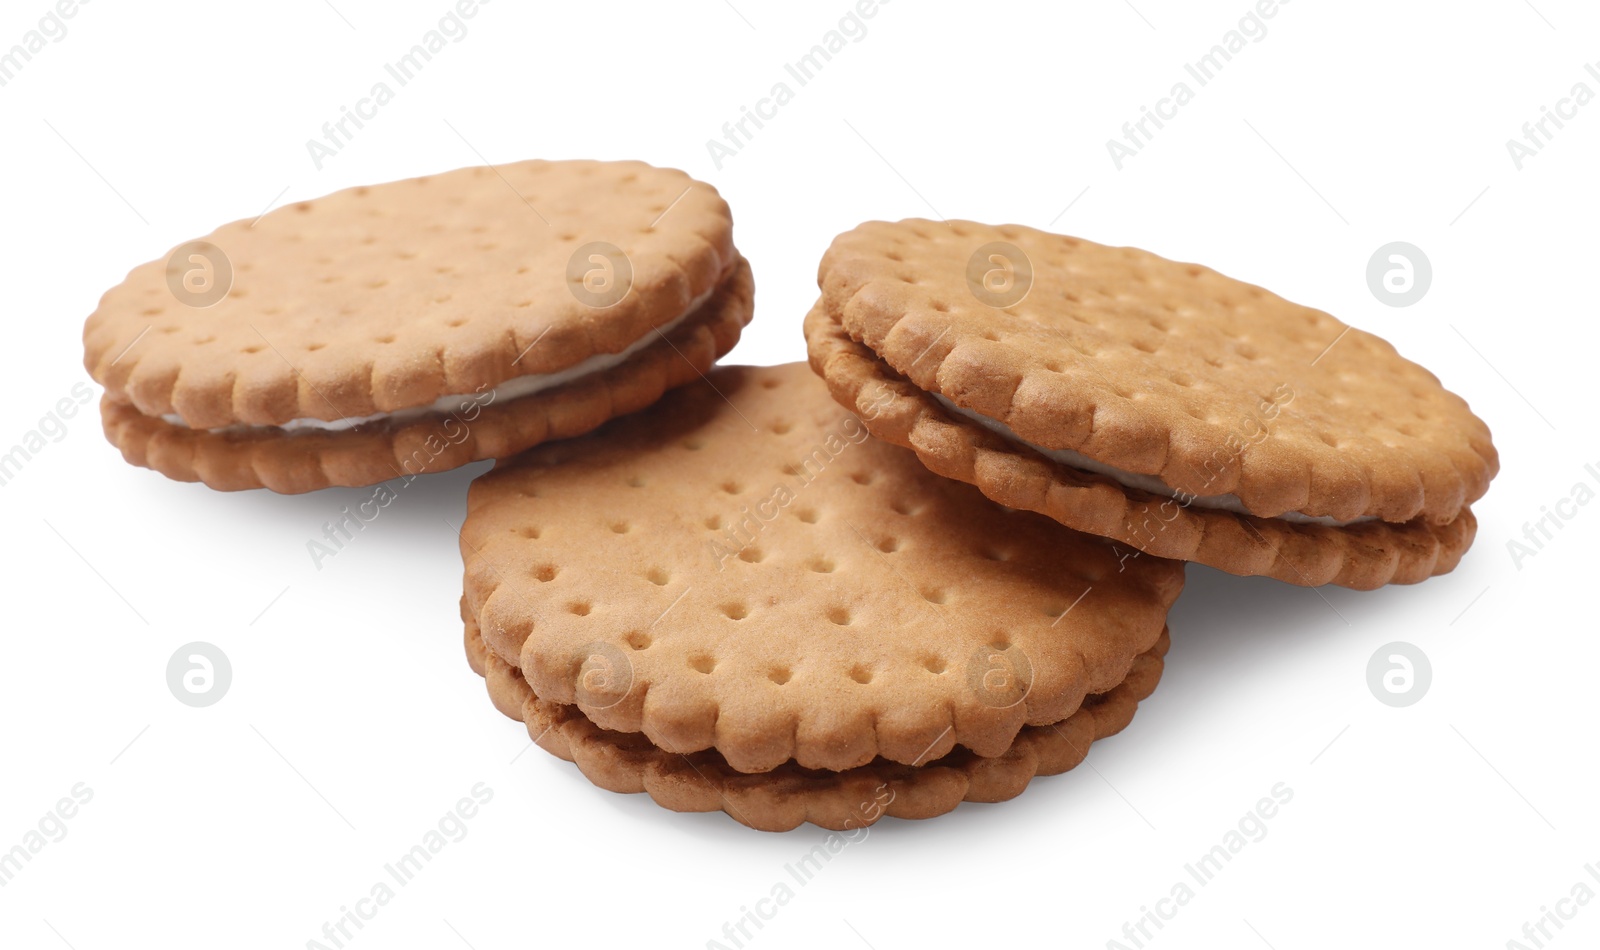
[931,394,1377,527]
[161,290,709,433]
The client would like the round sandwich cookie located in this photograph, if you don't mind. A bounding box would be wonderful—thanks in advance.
[806,220,1496,590]
[458,363,1184,829]
[83,159,752,493]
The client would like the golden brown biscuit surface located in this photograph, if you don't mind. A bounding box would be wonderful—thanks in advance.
[817,220,1496,525]
[460,364,1184,775]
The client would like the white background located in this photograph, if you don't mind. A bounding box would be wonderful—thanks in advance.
[2,1,1595,948]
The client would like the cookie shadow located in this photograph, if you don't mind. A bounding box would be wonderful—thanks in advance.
[164,459,496,542]
[1164,564,1369,675]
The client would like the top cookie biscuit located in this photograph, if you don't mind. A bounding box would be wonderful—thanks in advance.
[818,220,1496,525]
[84,160,736,429]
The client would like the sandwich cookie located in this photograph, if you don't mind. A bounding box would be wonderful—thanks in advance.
[84,160,752,492]
[459,363,1183,829]
[807,220,1495,589]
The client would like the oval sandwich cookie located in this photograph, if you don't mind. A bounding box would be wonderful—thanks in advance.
[83,160,752,493]
[806,220,1497,589]
[459,363,1184,830]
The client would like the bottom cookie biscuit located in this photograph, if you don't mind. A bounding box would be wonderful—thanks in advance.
[465,611,1168,832]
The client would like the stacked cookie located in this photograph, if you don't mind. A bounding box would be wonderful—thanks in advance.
[83,160,751,492]
[460,364,1183,830]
